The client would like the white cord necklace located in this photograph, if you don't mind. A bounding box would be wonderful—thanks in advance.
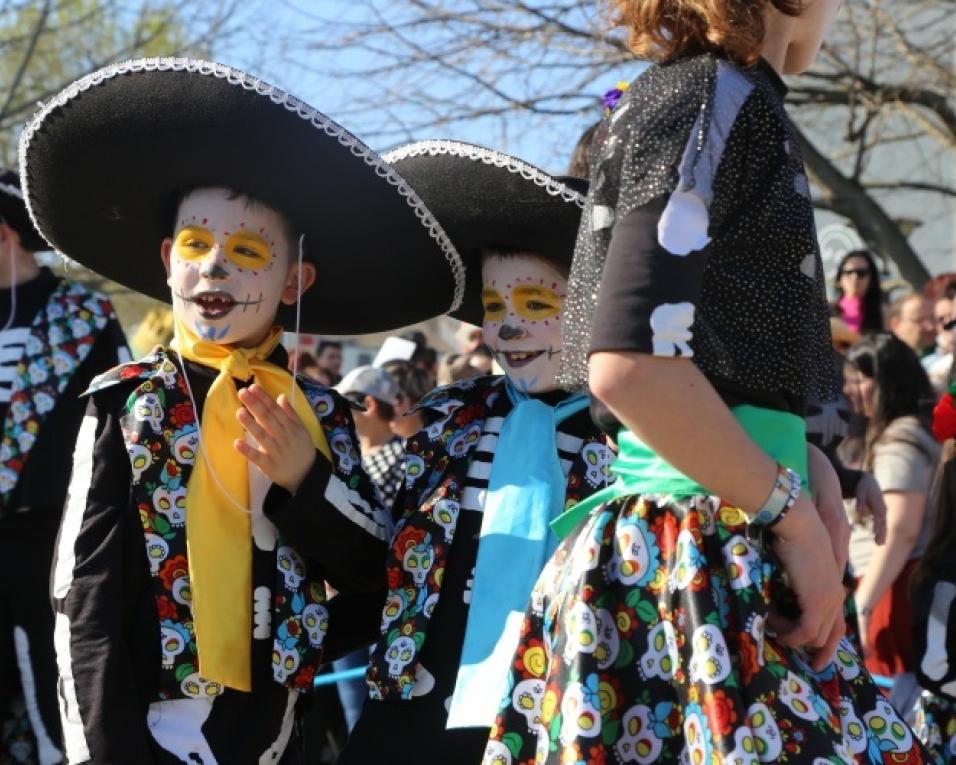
[173,235,308,515]
[1,242,18,333]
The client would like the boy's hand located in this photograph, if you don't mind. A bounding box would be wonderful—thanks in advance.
[235,384,317,493]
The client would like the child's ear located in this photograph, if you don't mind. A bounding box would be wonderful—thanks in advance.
[160,237,174,283]
[280,262,317,305]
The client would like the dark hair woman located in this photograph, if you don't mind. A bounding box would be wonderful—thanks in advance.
[846,334,939,693]
[836,249,885,334]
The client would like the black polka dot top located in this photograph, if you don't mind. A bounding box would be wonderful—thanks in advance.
[559,53,839,415]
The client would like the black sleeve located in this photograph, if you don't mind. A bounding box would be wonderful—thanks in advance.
[51,394,154,764]
[104,315,131,365]
[913,575,956,698]
[263,454,387,594]
[590,197,711,357]
[322,588,388,661]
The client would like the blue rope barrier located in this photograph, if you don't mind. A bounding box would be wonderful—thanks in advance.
[313,668,898,691]
[872,674,895,689]
[313,666,366,688]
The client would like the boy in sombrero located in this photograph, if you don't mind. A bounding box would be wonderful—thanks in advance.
[336,140,615,764]
[19,59,463,764]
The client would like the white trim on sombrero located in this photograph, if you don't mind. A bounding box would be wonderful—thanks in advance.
[384,139,586,209]
[18,57,466,313]
[0,182,23,200]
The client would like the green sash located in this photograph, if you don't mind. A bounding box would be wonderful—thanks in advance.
[551,404,808,540]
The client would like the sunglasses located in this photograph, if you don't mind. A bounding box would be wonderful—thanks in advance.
[839,268,870,278]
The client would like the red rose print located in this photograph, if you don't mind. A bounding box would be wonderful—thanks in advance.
[651,513,679,559]
[703,689,737,740]
[393,526,427,556]
[169,402,196,428]
[120,365,146,379]
[159,554,189,589]
[387,566,402,591]
[156,595,178,621]
[738,632,761,685]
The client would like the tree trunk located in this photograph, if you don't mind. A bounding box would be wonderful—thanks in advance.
[795,127,931,287]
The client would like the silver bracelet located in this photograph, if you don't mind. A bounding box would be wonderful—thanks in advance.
[749,464,801,526]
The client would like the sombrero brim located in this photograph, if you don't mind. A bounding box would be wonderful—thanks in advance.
[384,140,586,326]
[19,59,464,334]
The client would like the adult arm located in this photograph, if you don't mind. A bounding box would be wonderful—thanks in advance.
[51,395,154,764]
[591,353,845,667]
[854,490,925,656]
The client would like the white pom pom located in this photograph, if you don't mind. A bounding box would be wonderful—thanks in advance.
[657,189,711,256]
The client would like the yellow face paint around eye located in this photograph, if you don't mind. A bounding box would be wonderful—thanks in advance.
[513,284,562,321]
[225,231,272,270]
[481,288,506,322]
[172,225,215,261]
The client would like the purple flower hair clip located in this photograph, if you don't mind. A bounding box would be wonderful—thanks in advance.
[603,81,631,115]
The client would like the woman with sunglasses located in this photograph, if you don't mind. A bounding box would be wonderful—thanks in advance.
[835,249,886,335]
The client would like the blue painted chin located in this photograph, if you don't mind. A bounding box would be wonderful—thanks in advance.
[509,375,539,393]
[194,321,231,342]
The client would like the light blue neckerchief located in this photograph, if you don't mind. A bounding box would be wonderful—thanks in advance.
[446,379,588,729]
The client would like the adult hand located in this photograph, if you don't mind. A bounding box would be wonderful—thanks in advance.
[234,384,317,493]
[769,496,846,671]
[853,472,887,546]
[807,444,850,575]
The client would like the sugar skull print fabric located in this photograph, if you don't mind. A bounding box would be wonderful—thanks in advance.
[482,495,929,764]
[0,280,117,507]
[366,376,612,702]
[83,350,373,698]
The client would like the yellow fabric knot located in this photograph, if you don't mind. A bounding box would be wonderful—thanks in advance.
[170,318,331,691]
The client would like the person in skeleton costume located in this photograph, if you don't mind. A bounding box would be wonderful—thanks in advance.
[0,170,128,765]
[18,59,463,764]
[482,1,931,763]
[334,140,614,764]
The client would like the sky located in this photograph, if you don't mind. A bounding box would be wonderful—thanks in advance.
[231,1,952,278]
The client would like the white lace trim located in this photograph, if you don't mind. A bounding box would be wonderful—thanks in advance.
[0,181,23,200]
[17,57,466,313]
[384,139,585,208]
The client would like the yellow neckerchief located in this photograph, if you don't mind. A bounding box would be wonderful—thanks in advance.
[170,318,332,691]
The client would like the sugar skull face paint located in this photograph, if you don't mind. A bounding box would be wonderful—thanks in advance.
[481,254,567,393]
[161,187,312,347]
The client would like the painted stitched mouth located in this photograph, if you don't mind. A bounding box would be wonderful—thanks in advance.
[179,291,263,319]
[502,350,545,368]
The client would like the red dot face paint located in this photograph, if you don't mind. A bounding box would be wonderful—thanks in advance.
[168,187,295,348]
[480,254,568,394]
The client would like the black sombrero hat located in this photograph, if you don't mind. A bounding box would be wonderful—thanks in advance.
[0,170,46,252]
[18,58,464,334]
[383,140,587,326]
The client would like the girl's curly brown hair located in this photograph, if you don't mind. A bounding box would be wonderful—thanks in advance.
[610,0,803,67]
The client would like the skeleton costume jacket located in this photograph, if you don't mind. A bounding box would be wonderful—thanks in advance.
[52,348,389,765]
[0,275,128,520]
[338,376,613,763]
[0,272,127,765]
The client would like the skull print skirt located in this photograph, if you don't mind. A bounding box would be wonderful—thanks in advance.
[481,493,931,765]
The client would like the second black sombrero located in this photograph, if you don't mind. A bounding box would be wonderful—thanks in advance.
[19,58,464,334]
[384,140,587,326]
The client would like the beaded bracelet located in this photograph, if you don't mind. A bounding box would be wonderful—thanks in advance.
[749,464,801,527]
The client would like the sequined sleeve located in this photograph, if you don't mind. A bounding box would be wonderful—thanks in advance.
[560,54,839,410]
[588,56,762,360]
